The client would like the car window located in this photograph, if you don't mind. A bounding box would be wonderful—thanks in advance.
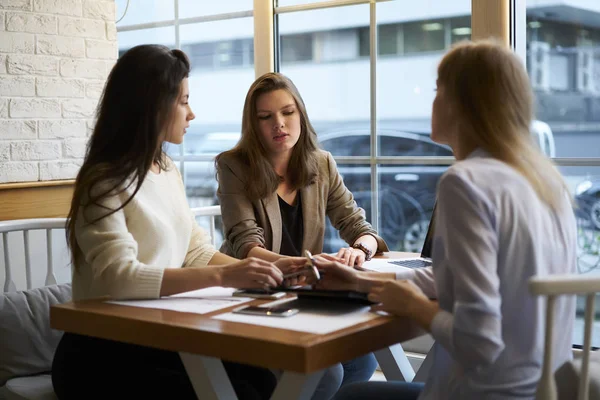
[379,134,451,156]
[319,132,452,157]
[319,135,369,156]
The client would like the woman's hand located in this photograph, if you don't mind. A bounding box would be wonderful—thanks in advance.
[217,257,284,289]
[274,257,310,287]
[311,254,384,292]
[335,247,366,268]
[273,257,308,274]
[368,280,439,330]
[313,255,360,291]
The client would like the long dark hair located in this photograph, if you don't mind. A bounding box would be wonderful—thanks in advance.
[216,72,319,200]
[66,44,190,267]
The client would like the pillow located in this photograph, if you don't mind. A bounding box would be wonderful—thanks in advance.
[0,284,72,386]
[555,350,600,400]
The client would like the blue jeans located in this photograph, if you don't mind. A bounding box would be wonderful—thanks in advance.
[312,353,378,400]
[341,352,378,386]
[332,381,425,400]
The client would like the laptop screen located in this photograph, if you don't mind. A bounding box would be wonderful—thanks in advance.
[420,205,436,259]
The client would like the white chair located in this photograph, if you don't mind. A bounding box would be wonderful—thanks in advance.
[191,205,222,247]
[1,218,67,292]
[530,275,600,400]
[1,218,70,400]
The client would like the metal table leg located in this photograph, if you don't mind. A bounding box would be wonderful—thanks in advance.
[375,344,416,382]
[271,370,326,400]
[180,352,238,400]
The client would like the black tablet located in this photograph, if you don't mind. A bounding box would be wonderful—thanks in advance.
[271,286,375,305]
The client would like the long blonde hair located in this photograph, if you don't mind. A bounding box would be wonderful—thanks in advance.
[437,39,569,210]
[216,72,319,200]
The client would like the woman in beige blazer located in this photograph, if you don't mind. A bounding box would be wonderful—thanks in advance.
[215,72,389,400]
[216,73,388,266]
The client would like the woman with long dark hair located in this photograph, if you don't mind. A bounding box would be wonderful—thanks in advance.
[52,44,305,400]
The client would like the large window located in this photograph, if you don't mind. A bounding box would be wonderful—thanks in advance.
[523,0,600,347]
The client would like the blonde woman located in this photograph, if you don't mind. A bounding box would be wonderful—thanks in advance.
[317,39,578,400]
[215,72,389,399]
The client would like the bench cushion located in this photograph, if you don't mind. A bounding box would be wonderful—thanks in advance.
[555,350,600,400]
[1,375,57,400]
[0,284,72,386]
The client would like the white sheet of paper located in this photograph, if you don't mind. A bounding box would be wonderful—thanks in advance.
[212,298,381,334]
[361,258,417,274]
[106,287,253,314]
[169,287,238,298]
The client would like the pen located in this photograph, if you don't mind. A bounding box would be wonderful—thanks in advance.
[304,250,321,281]
[282,250,321,281]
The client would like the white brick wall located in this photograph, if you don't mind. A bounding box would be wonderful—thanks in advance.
[39,159,82,180]
[84,79,104,98]
[0,99,8,117]
[8,54,59,75]
[0,32,35,53]
[0,0,116,183]
[6,12,57,34]
[0,119,36,139]
[34,0,83,17]
[11,140,61,160]
[1,1,32,12]
[36,77,85,97]
[0,142,10,161]
[39,119,86,138]
[62,137,86,157]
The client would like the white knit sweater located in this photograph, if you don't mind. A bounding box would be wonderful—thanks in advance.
[72,159,217,301]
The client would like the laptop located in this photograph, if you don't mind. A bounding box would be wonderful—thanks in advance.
[387,205,436,269]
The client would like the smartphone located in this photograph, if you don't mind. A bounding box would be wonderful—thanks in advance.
[232,305,299,317]
[232,289,286,300]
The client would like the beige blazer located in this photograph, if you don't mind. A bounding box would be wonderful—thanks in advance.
[216,150,389,259]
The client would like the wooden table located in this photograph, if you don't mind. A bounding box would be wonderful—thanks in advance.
[50,252,425,400]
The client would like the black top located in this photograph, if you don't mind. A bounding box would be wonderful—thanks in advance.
[278,192,304,257]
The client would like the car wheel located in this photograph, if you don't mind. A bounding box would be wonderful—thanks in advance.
[591,199,600,230]
[576,217,600,274]
[402,219,429,253]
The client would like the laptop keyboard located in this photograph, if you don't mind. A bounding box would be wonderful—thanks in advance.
[389,259,432,269]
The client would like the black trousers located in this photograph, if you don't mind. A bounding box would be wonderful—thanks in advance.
[52,333,277,400]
